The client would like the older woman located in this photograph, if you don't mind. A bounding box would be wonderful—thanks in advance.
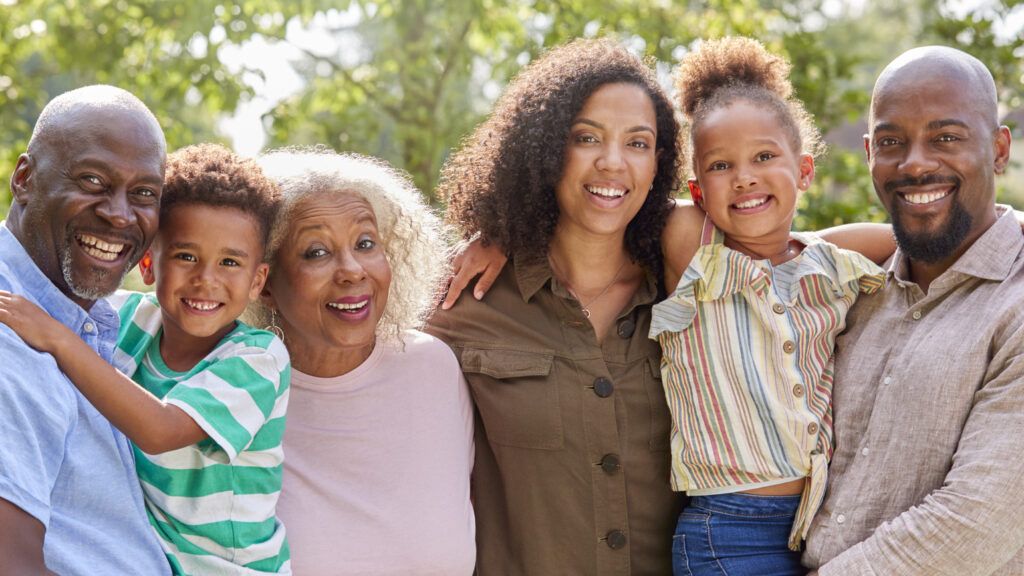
[250,149,475,575]
[428,39,684,575]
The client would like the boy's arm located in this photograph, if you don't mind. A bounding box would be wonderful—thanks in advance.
[0,500,52,575]
[662,200,705,291]
[0,291,206,454]
[817,223,896,265]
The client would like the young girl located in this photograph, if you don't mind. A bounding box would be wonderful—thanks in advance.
[650,37,887,575]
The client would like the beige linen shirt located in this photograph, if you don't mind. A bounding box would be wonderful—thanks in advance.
[804,208,1024,575]
[428,254,682,576]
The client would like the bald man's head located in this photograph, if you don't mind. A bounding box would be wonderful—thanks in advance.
[9,85,166,309]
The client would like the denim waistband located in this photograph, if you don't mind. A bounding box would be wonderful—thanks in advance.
[688,493,802,517]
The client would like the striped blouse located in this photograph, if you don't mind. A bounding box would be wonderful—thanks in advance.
[650,218,884,548]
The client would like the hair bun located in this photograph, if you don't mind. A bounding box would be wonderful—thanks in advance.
[676,36,792,119]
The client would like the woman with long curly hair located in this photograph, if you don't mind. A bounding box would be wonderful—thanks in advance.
[428,38,684,575]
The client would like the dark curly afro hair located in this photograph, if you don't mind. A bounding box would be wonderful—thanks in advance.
[675,36,823,175]
[438,38,682,277]
[161,143,281,251]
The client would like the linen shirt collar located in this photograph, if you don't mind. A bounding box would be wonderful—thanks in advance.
[887,204,1022,287]
[0,221,120,343]
[512,251,660,309]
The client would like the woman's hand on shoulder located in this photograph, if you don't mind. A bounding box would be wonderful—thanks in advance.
[441,236,508,310]
[662,199,705,291]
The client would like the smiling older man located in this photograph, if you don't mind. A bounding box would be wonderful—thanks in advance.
[804,47,1024,575]
[0,86,170,575]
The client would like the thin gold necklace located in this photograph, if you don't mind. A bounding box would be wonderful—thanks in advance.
[551,258,627,319]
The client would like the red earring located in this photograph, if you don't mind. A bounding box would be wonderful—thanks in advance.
[140,254,152,271]
[688,181,703,205]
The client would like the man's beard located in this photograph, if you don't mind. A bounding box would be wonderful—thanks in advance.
[59,235,133,302]
[891,195,973,264]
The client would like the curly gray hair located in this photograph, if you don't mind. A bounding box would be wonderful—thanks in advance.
[247,147,449,344]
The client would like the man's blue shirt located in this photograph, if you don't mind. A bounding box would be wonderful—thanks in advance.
[0,223,169,575]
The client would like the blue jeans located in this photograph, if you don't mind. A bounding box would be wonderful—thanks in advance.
[672,493,804,576]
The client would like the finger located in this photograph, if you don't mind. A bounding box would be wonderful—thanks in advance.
[442,268,473,310]
[473,264,501,300]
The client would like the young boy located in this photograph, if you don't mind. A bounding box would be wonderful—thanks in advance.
[0,143,291,575]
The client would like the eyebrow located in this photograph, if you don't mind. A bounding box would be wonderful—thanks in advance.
[699,138,782,159]
[168,241,249,258]
[573,118,656,135]
[873,119,970,133]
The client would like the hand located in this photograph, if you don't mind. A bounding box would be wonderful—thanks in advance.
[441,237,508,310]
[0,290,70,353]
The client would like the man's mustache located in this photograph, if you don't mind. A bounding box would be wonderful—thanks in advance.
[884,174,959,195]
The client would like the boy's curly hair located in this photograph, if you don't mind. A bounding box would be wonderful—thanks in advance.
[675,36,824,174]
[438,38,682,277]
[161,143,280,251]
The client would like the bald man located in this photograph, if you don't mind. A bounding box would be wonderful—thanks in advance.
[804,47,1024,575]
[0,86,170,574]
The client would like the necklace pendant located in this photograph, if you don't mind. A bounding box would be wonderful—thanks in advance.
[581,307,591,319]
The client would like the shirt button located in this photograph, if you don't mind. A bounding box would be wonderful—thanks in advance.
[835,513,847,524]
[772,303,785,314]
[792,384,804,397]
[807,422,819,435]
[605,530,627,549]
[83,322,95,333]
[593,377,614,398]
[861,447,870,456]
[600,453,621,475]
[912,310,922,320]
[782,340,796,354]
[883,376,892,385]
[616,319,636,339]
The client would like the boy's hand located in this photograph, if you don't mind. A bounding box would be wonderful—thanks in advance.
[441,237,508,310]
[0,290,72,353]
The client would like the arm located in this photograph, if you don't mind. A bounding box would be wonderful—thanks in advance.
[0,499,51,575]
[662,200,705,291]
[818,322,1024,576]
[817,223,896,265]
[441,237,508,310]
[0,291,205,454]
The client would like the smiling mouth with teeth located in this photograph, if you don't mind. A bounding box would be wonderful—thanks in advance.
[585,185,627,198]
[182,298,223,312]
[76,233,127,262]
[327,300,369,312]
[901,190,952,205]
[732,197,769,210]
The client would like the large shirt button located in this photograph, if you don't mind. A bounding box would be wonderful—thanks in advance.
[792,384,804,397]
[600,453,621,475]
[616,319,636,339]
[782,340,796,354]
[912,310,922,320]
[83,322,95,333]
[593,377,614,398]
[772,303,785,314]
[606,530,627,549]
[807,422,819,435]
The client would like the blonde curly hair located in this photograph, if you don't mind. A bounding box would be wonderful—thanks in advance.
[246,147,449,344]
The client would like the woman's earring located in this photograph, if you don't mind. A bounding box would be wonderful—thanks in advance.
[266,309,285,341]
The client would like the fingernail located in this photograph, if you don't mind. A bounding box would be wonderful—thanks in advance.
[474,290,483,300]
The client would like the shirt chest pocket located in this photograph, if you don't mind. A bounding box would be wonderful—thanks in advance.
[460,347,564,450]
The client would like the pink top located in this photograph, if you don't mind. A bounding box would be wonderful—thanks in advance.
[277,330,475,575]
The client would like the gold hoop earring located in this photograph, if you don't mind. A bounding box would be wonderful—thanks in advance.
[265,309,285,342]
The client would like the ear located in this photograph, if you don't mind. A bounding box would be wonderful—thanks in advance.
[9,154,33,205]
[863,134,872,164]
[139,250,156,285]
[994,125,1011,175]
[248,263,270,302]
[798,154,816,190]
[687,179,703,206]
[259,281,276,310]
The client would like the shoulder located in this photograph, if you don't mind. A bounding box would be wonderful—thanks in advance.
[393,329,461,370]
[220,322,290,368]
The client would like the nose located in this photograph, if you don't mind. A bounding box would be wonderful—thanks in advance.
[596,143,625,172]
[899,140,939,178]
[191,259,218,288]
[95,188,136,229]
[733,164,757,190]
[334,249,367,284]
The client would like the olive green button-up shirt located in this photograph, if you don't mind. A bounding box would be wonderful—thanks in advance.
[428,254,681,576]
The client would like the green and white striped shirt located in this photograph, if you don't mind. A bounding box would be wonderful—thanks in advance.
[111,291,291,575]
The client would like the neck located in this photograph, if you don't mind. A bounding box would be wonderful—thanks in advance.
[159,319,234,373]
[548,226,632,287]
[724,233,797,265]
[907,206,999,293]
[291,341,376,378]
